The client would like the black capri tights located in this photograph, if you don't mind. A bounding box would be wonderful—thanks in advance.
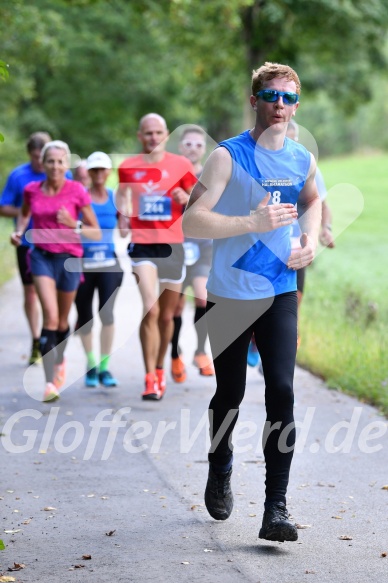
[75,268,124,334]
[206,291,297,507]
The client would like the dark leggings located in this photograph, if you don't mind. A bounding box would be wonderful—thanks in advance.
[206,291,297,506]
[75,267,124,334]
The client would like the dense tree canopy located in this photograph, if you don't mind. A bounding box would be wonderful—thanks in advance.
[1,0,388,169]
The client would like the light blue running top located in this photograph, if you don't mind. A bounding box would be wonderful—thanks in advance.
[206,130,311,300]
[82,188,117,268]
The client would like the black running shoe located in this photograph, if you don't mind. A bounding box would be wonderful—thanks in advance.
[204,466,233,520]
[259,502,298,542]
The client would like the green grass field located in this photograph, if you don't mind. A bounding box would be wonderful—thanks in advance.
[298,153,388,414]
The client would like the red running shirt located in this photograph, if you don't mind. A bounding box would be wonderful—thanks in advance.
[118,152,197,244]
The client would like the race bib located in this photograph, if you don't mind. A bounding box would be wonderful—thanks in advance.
[139,193,172,221]
[83,244,116,269]
[183,241,200,266]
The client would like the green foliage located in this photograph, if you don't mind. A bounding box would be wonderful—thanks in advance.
[0,60,9,142]
[0,60,9,82]
[0,2,66,173]
[239,0,388,105]
[162,0,248,139]
[1,0,388,172]
[298,153,388,414]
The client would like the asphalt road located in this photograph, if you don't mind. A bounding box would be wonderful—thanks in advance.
[0,253,387,583]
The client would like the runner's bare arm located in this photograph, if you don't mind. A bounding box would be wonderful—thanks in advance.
[10,201,31,246]
[113,188,131,235]
[118,211,130,237]
[0,204,19,218]
[183,147,297,239]
[287,154,321,269]
[320,200,335,248]
[296,155,321,245]
[115,183,131,219]
[171,187,190,205]
[78,204,102,241]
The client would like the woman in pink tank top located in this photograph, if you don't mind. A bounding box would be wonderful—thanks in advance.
[11,140,101,402]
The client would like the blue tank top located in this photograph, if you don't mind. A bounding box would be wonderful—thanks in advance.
[206,130,311,300]
[82,188,117,268]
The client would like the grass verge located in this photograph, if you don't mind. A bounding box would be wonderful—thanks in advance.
[297,153,388,415]
[0,217,16,286]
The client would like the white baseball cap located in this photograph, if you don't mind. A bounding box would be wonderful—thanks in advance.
[86,151,112,170]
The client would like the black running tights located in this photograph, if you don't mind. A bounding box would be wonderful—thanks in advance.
[206,291,297,506]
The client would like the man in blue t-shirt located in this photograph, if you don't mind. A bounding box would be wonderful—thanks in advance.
[0,131,52,364]
[183,62,321,543]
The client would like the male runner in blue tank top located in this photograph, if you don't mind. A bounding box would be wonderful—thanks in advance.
[183,62,321,543]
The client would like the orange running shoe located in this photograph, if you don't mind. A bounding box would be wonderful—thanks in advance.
[53,359,66,389]
[155,368,166,398]
[142,372,160,401]
[171,356,187,383]
[43,382,60,402]
[193,353,215,376]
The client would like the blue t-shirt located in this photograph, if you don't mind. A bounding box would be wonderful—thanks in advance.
[0,162,72,247]
[81,188,118,269]
[206,130,311,300]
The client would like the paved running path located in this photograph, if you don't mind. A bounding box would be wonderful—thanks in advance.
[0,250,387,582]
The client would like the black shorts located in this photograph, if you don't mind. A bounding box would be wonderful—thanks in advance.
[16,245,33,285]
[75,262,124,330]
[127,243,185,283]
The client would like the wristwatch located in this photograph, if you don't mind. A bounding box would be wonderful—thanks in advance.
[74,220,83,234]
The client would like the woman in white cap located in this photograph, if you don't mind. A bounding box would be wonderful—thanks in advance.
[75,151,128,388]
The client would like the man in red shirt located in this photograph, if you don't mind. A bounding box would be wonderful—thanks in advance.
[117,113,197,400]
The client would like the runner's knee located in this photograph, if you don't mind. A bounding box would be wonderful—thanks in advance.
[77,318,93,335]
[143,302,159,320]
[100,309,114,326]
[24,284,37,302]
